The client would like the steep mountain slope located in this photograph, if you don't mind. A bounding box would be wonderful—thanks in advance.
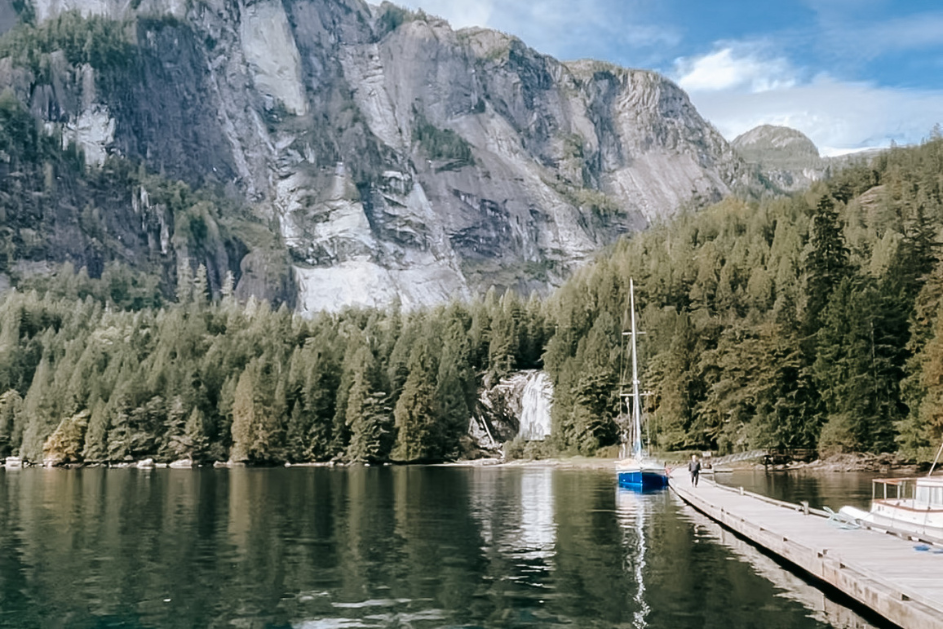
[0,0,756,311]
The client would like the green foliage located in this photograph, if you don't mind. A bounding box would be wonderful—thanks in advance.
[43,409,89,464]
[375,2,416,37]
[11,0,36,25]
[543,135,943,458]
[412,115,474,166]
[549,179,621,217]
[0,390,23,457]
[0,281,552,465]
[803,194,849,334]
[392,339,438,461]
[0,12,134,74]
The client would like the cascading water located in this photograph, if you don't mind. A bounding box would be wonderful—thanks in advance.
[518,371,553,440]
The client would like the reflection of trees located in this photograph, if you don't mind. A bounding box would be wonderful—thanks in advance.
[551,471,635,625]
[685,508,877,629]
[390,466,488,616]
[0,469,232,627]
[719,470,879,511]
[646,496,846,629]
[0,467,873,629]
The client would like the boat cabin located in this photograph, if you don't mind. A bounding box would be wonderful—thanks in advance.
[872,475,943,510]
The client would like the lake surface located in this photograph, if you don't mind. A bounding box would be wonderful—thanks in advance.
[0,466,888,629]
[714,469,888,511]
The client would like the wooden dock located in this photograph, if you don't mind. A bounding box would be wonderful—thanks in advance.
[669,470,943,629]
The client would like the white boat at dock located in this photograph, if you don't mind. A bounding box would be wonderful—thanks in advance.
[839,438,943,542]
[840,475,943,541]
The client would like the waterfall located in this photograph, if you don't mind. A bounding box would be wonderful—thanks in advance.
[471,369,554,448]
[518,371,553,441]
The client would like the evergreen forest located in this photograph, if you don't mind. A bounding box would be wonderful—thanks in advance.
[4,76,943,464]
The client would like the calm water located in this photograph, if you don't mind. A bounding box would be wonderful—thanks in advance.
[0,466,885,629]
[715,469,895,511]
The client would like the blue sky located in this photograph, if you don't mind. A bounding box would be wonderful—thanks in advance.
[397,0,943,155]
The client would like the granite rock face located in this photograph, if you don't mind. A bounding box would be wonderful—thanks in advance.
[2,0,757,311]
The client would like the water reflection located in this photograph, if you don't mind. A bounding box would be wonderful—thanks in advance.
[678,506,880,629]
[615,489,650,629]
[0,467,892,629]
[515,468,556,561]
[715,469,903,511]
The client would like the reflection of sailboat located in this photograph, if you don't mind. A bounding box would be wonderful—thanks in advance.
[615,488,651,629]
[616,280,668,491]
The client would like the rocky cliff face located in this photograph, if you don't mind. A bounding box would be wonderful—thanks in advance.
[0,0,756,311]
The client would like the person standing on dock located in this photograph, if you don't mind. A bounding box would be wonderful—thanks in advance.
[688,455,701,487]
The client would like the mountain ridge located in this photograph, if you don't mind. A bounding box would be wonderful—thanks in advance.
[0,0,760,311]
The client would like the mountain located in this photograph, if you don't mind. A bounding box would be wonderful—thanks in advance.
[732,124,828,192]
[0,0,757,312]
[732,124,888,193]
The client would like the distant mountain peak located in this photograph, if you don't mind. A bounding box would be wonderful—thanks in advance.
[731,125,825,192]
[732,125,820,160]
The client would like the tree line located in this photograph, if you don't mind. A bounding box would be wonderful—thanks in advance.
[0,279,549,464]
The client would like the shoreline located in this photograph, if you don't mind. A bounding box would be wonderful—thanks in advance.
[1,451,925,473]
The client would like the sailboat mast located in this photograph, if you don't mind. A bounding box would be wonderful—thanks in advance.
[630,279,642,457]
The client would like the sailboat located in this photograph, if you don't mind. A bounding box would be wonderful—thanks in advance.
[617,279,669,491]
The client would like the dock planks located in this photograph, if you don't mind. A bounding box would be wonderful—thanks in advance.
[669,470,943,629]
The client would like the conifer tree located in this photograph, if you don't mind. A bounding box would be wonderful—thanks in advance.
[19,354,58,462]
[184,407,209,460]
[230,356,284,463]
[433,316,475,458]
[42,409,89,465]
[81,396,110,462]
[0,390,23,457]
[804,195,849,334]
[392,339,438,461]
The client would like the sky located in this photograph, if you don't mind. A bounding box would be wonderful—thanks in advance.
[396,0,943,156]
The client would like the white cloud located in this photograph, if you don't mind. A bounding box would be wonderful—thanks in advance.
[670,44,943,152]
[673,45,797,93]
[391,3,943,153]
[682,74,943,153]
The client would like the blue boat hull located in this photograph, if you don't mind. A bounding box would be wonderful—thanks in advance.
[618,470,669,491]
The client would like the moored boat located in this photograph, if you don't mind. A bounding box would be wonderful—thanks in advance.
[617,458,670,490]
[616,279,668,492]
[839,475,943,541]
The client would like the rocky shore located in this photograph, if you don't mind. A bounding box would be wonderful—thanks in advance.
[767,452,921,474]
